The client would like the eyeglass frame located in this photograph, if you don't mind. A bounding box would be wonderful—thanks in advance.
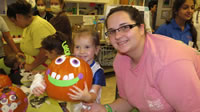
[105,23,139,37]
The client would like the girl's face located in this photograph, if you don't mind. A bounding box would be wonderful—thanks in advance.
[73,34,99,65]
[107,11,145,55]
[50,0,62,14]
[176,0,195,21]
[45,49,60,60]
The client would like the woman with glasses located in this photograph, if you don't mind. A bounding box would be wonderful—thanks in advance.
[82,6,200,112]
[155,0,198,49]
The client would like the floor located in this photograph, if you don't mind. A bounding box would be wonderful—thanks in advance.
[101,73,117,104]
[100,73,139,112]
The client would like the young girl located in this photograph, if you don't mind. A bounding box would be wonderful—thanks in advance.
[30,31,72,112]
[67,28,106,112]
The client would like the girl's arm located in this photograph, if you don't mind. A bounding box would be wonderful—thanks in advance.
[30,73,46,96]
[68,82,101,103]
[84,84,101,102]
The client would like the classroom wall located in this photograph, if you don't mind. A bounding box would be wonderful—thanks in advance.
[155,0,174,29]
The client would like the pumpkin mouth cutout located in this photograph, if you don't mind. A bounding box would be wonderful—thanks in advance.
[47,71,84,87]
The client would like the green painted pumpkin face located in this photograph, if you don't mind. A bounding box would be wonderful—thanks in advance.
[44,55,93,102]
[0,86,28,112]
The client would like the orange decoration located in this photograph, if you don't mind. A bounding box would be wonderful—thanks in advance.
[44,55,93,102]
[0,74,12,88]
[0,86,28,112]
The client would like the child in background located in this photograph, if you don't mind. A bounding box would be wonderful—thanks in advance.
[30,31,72,112]
[67,28,106,112]
[3,54,23,85]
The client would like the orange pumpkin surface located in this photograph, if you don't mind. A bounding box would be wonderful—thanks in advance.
[44,55,93,102]
[0,86,28,112]
[0,74,12,88]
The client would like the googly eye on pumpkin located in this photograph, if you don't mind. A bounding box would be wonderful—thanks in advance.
[55,55,66,65]
[9,95,17,101]
[70,57,80,68]
[0,98,8,105]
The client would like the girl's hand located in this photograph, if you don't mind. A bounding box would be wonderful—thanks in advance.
[32,84,46,96]
[68,82,91,102]
[30,73,46,96]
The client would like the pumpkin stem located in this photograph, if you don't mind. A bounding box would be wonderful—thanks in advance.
[62,41,71,56]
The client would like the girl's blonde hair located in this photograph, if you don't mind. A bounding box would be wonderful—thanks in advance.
[73,28,100,47]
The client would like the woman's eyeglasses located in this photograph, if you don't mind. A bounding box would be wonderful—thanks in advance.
[105,24,138,37]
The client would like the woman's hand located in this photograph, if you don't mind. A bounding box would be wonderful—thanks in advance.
[68,82,91,102]
[24,63,33,72]
[81,103,106,112]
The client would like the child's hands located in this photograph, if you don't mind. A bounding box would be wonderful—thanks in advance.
[68,82,91,102]
[30,73,46,96]
[31,81,46,96]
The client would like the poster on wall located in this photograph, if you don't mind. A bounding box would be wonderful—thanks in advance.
[162,0,172,8]
[0,0,6,14]
[105,5,152,33]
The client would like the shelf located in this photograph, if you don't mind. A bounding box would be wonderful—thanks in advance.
[65,0,108,3]
[102,66,114,73]
[65,2,105,16]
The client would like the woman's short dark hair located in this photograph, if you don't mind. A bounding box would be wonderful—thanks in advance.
[105,6,144,29]
[7,0,33,19]
[42,31,72,55]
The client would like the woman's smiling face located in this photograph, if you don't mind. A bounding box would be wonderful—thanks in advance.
[107,11,144,55]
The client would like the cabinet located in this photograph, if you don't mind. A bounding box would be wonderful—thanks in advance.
[65,0,108,16]
[64,0,108,41]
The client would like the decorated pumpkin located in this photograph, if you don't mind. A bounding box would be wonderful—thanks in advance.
[0,74,12,88]
[0,86,28,112]
[44,55,93,102]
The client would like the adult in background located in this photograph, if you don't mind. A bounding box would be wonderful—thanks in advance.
[34,0,53,21]
[7,0,56,72]
[0,16,22,59]
[82,6,200,112]
[155,0,198,49]
[193,3,200,41]
[148,0,157,33]
[49,0,72,39]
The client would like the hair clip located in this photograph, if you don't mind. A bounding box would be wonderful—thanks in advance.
[62,41,71,56]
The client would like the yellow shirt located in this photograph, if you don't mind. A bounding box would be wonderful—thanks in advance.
[20,16,56,70]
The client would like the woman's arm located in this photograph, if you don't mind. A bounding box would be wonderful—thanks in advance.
[3,31,20,54]
[109,98,133,112]
[83,98,133,112]
[24,48,48,71]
